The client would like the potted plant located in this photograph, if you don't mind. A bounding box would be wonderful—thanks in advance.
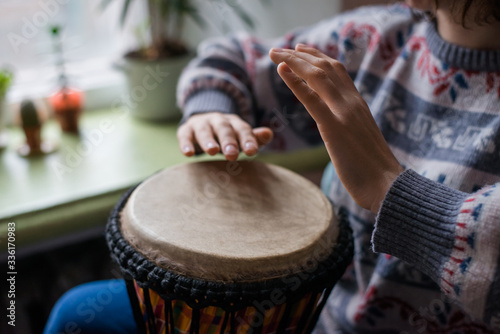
[104,0,255,121]
[0,69,13,148]
[47,25,84,134]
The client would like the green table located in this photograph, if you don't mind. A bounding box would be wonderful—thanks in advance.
[0,109,329,250]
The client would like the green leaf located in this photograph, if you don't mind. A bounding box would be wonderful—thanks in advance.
[229,2,254,29]
[0,70,14,97]
[99,0,114,11]
[157,0,172,18]
[120,0,133,27]
[50,25,61,36]
[182,3,206,28]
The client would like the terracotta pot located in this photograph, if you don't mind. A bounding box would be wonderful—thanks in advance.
[23,125,42,153]
[50,88,83,133]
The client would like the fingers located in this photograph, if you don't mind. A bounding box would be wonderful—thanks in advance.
[211,116,240,161]
[295,44,357,91]
[229,117,259,156]
[176,124,196,157]
[269,45,354,108]
[276,62,334,125]
[270,44,345,74]
[192,123,220,156]
[177,113,273,160]
[253,127,273,146]
[270,48,340,104]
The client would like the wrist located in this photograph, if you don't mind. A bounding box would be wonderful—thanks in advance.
[183,90,237,120]
[370,167,404,214]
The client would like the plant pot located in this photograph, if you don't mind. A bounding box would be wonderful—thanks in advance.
[17,124,57,157]
[49,87,83,133]
[23,125,42,152]
[116,52,193,121]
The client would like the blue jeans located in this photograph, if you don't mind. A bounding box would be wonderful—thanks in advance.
[43,279,137,334]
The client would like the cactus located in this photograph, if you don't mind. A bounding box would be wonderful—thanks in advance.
[20,100,40,128]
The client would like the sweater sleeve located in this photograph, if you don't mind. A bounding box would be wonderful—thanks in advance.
[372,169,500,326]
[176,4,413,151]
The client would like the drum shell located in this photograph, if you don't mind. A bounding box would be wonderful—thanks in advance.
[106,164,353,334]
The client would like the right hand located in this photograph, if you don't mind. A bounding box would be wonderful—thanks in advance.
[177,112,273,161]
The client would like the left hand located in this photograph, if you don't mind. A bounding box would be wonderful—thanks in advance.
[269,44,404,214]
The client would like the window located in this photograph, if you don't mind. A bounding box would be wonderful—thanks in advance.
[0,0,341,117]
[0,0,146,111]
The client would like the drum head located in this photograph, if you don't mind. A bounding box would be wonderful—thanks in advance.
[120,160,338,282]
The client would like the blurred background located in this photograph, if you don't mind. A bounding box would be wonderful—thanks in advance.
[0,0,392,333]
[1,0,343,111]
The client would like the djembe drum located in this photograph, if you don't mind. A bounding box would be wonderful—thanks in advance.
[106,160,352,334]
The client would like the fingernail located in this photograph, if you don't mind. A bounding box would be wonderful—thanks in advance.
[182,145,192,153]
[272,47,284,53]
[207,142,217,149]
[244,142,257,151]
[224,144,238,155]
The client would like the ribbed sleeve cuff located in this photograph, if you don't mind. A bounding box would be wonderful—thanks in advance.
[181,90,237,123]
[372,169,469,281]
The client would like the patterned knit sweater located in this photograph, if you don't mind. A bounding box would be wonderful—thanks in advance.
[177,4,500,333]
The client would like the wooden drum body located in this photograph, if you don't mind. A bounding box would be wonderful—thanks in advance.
[106,161,353,334]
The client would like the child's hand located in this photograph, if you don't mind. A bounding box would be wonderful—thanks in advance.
[177,112,273,161]
[269,44,404,214]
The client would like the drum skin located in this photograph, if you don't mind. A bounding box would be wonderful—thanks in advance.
[106,160,353,334]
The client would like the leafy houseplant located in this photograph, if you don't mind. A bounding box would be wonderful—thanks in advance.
[104,0,255,121]
[0,69,13,147]
[48,25,83,134]
[0,70,13,102]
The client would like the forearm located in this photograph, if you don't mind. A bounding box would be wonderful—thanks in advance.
[373,170,500,325]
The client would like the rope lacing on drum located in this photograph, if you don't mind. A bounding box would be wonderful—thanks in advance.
[106,185,354,333]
